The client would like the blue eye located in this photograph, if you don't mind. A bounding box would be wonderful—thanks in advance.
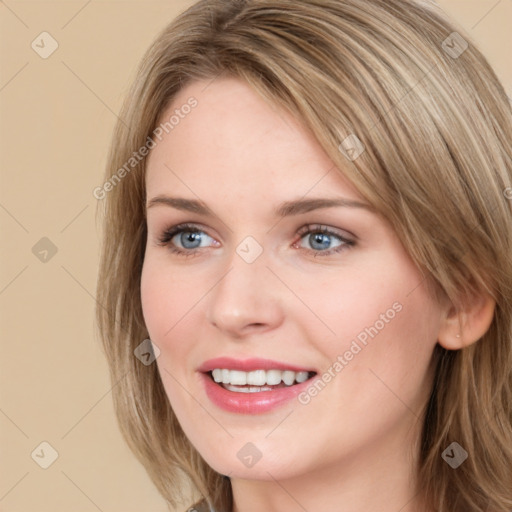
[295,225,354,256]
[174,230,204,249]
[157,223,354,257]
[158,223,215,257]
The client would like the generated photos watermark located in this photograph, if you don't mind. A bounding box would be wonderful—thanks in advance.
[93,97,198,200]
[298,301,403,405]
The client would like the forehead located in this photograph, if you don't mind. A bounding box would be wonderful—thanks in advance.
[145,77,363,204]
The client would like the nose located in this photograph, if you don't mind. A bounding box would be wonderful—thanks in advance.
[205,246,285,338]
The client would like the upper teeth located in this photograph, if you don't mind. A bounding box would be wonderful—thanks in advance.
[211,369,310,386]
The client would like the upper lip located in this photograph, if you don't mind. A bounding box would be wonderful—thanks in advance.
[198,357,316,373]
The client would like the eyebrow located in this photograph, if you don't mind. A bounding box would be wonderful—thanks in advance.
[146,195,375,217]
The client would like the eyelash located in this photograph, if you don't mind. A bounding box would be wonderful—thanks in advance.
[156,222,355,258]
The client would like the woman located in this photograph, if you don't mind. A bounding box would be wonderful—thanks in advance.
[95,1,512,511]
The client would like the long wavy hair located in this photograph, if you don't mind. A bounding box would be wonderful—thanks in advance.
[95,1,512,510]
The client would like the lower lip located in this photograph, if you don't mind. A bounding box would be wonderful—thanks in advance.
[200,372,313,414]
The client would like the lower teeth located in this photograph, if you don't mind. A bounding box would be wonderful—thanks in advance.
[222,383,285,393]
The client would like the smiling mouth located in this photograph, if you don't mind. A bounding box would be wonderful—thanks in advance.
[208,368,317,393]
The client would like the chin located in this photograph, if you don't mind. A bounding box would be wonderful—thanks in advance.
[199,444,305,481]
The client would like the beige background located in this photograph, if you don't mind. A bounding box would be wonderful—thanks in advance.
[0,1,510,511]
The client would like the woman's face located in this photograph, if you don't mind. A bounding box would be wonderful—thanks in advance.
[141,77,446,482]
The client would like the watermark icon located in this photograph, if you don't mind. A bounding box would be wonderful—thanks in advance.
[442,32,468,59]
[298,301,403,405]
[339,134,365,161]
[236,236,263,264]
[31,441,59,469]
[134,338,160,365]
[31,32,59,59]
[441,442,468,469]
[32,237,58,263]
[93,97,198,200]
[237,442,262,468]
[503,187,512,200]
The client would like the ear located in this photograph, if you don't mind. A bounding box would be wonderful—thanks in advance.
[437,289,496,350]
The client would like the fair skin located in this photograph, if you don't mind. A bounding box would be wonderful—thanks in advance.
[141,77,495,512]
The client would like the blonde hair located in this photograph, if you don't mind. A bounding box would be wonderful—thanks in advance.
[95,1,512,510]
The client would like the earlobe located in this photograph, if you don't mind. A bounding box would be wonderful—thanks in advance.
[437,290,496,350]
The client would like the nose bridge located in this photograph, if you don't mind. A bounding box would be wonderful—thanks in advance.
[206,237,283,335]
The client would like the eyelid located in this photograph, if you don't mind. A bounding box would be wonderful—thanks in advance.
[156,222,216,245]
[296,223,356,241]
[156,222,355,241]
[293,224,355,256]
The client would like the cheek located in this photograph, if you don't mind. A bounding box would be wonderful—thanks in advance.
[140,255,210,392]
[140,256,195,341]
[307,252,441,386]
[140,262,167,340]
[140,259,196,405]
[140,259,191,396]
[293,257,411,348]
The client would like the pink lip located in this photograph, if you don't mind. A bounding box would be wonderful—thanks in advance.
[197,357,317,414]
[200,372,314,414]
[198,357,314,373]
